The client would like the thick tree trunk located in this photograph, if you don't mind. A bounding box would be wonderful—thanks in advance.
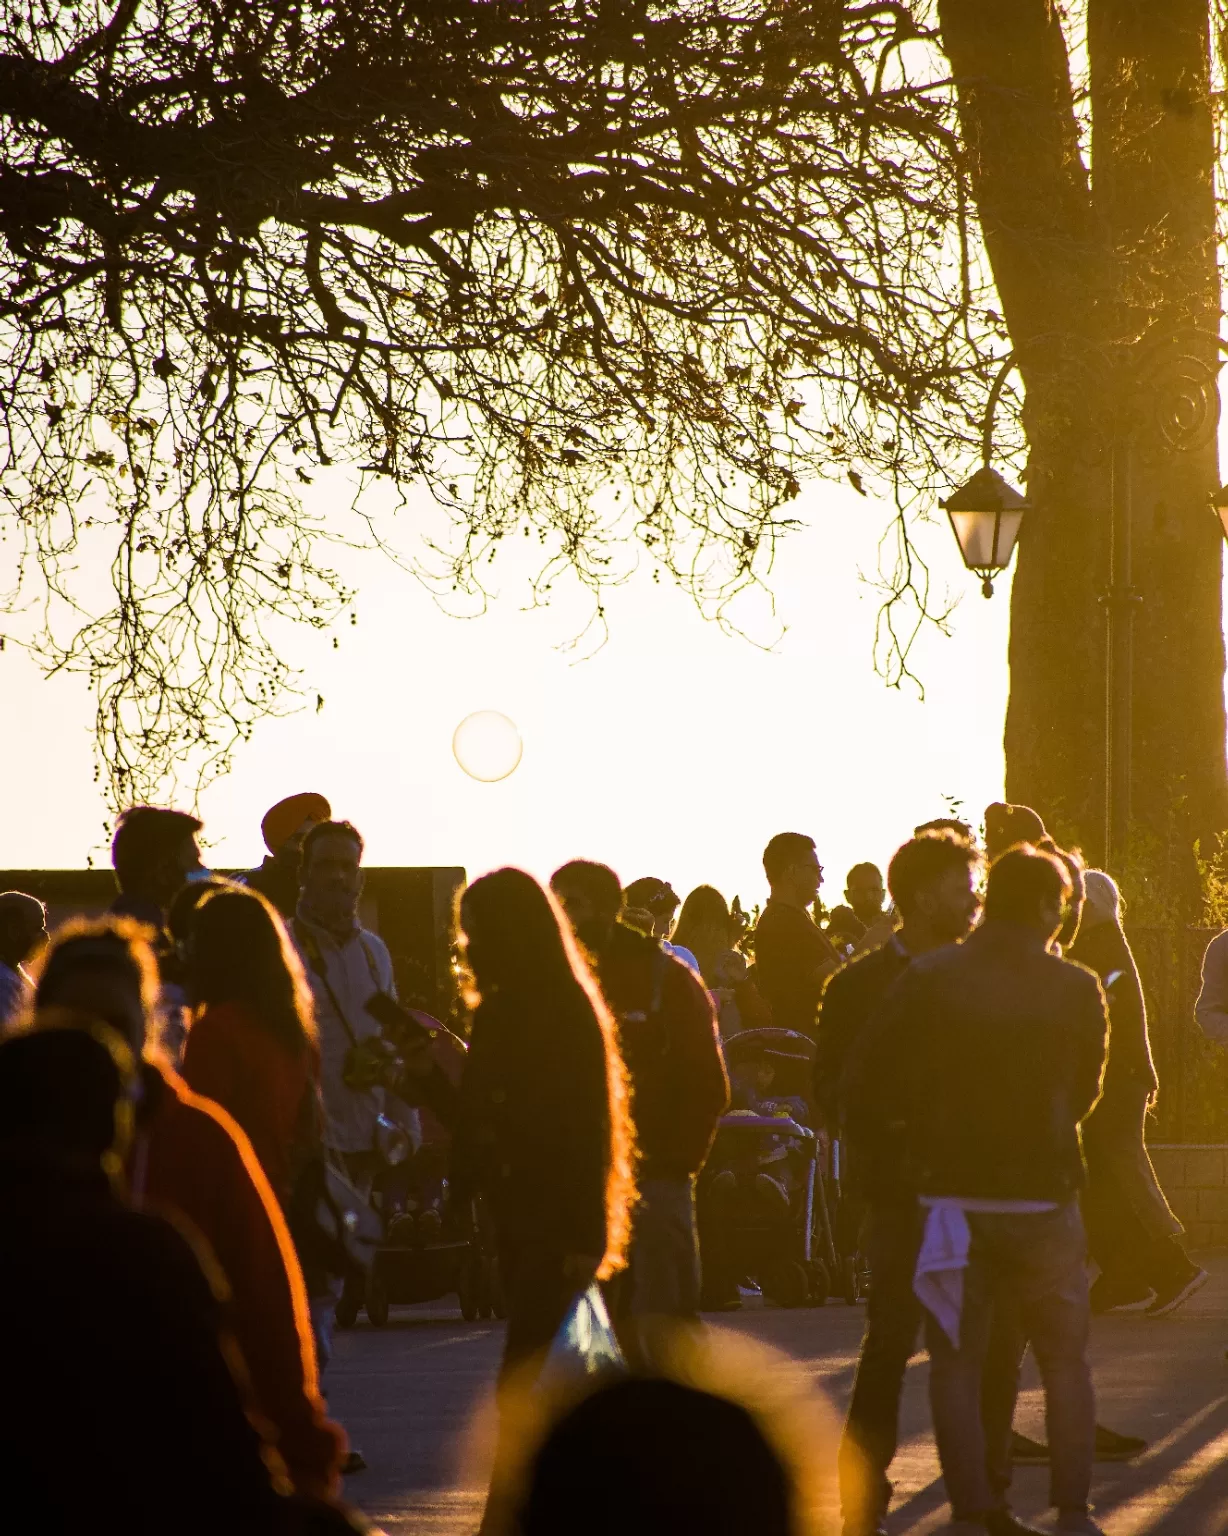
[1088,0,1226,909]
[939,0,1226,909]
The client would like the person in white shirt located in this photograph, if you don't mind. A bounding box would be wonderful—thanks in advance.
[292,820,397,1184]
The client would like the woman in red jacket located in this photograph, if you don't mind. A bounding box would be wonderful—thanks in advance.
[180,884,320,1208]
[31,916,345,1500]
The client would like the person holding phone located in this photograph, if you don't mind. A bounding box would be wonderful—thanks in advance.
[450,867,635,1381]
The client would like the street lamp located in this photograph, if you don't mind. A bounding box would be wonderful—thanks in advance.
[940,465,1029,598]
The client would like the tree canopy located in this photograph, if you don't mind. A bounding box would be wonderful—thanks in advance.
[0,0,1006,800]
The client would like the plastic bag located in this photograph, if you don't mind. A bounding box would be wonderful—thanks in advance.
[539,1283,626,1389]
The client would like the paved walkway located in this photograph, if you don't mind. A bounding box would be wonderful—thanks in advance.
[327,1253,1228,1534]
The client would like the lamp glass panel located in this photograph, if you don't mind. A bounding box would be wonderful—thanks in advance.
[948,509,1023,572]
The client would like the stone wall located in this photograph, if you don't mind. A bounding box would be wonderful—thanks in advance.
[1148,1144,1228,1249]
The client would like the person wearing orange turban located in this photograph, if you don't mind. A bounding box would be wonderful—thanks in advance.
[244,793,331,917]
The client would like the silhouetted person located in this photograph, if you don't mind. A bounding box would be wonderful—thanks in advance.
[1073,871,1206,1317]
[552,861,728,1322]
[855,846,1107,1536]
[623,876,700,972]
[983,802,1046,864]
[670,885,738,988]
[1195,922,1228,1044]
[293,820,396,1187]
[247,792,332,917]
[33,919,345,1499]
[110,805,208,1060]
[825,833,983,1536]
[752,833,841,1038]
[844,863,887,930]
[0,1020,288,1533]
[915,816,976,844]
[181,885,323,1215]
[0,889,46,1026]
[110,804,206,928]
[451,868,635,1382]
[672,883,770,1035]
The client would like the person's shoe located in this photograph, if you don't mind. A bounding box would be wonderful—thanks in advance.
[1089,1274,1157,1314]
[342,1449,368,1475]
[1146,1265,1209,1318]
[1055,1514,1106,1534]
[984,1512,1047,1535]
[1009,1429,1049,1464]
[1094,1423,1147,1460]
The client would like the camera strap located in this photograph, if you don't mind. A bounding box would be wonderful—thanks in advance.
[293,917,381,1049]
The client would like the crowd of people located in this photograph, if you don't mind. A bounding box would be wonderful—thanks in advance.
[0,789,1217,1534]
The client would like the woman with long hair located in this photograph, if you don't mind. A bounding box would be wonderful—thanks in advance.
[672,883,768,1037]
[451,867,636,1380]
[179,883,320,1207]
[670,885,735,986]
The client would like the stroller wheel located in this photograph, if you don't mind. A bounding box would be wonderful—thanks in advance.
[804,1260,830,1307]
[762,1259,810,1309]
[334,1282,361,1330]
[366,1269,390,1328]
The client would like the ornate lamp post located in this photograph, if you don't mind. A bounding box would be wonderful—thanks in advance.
[948,330,1221,870]
[940,465,1028,598]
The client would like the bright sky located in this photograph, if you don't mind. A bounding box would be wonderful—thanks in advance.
[0,468,1014,911]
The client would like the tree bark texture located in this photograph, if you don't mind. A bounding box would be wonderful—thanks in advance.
[939,0,1226,909]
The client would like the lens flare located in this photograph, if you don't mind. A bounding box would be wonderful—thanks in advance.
[452,710,523,782]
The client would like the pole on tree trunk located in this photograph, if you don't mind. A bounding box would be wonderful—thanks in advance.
[1103,438,1141,871]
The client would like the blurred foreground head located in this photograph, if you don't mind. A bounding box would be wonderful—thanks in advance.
[488,1328,831,1536]
[984,844,1072,945]
[31,918,160,1057]
[0,1021,137,1178]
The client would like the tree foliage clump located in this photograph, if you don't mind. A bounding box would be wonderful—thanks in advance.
[0,0,1004,800]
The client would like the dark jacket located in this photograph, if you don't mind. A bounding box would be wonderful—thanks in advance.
[849,921,1107,1203]
[751,900,840,1038]
[1067,920,1158,1101]
[451,985,611,1259]
[245,856,300,919]
[597,923,729,1180]
[0,1159,285,1533]
[815,935,912,1135]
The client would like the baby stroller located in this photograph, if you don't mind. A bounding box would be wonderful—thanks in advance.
[334,1008,504,1328]
[698,1028,836,1308]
